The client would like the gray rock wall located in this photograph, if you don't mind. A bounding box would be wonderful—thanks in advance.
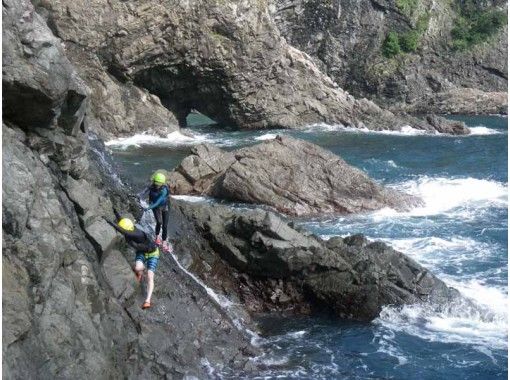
[35,0,468,132]
[2,1,253,378]
[270,0,508,114]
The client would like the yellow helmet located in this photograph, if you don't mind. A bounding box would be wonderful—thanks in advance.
[152,172,166,186]
[118,218,135,231]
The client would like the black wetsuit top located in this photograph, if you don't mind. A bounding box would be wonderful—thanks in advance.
[107,220,157,253]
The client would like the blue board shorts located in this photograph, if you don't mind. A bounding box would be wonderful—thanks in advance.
[135,248,160,272]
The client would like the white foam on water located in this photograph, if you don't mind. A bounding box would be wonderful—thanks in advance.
[254,133,278,141]
[468,126,504,135]
[379,236,498,272]
[105,130,220,149]
[170,195,210,203]
[387,160,399,168]
[301,122,353,133]
[303,123,506,137]
[375,278,508,351]
[302,123,436,136]
[378,125,431,136]
[376,341,409,366]
[381,176,508,218]
[261,356,290,366]
[365,158,401,170]
[286,330,307,339]
[445,279,508,317]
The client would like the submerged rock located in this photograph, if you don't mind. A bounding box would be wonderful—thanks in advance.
[168,136,422,216]
[171,201,461,321]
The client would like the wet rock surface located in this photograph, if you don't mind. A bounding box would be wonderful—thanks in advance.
[170,201,462,321]
[168,136,423,216]
[3,1,254,378]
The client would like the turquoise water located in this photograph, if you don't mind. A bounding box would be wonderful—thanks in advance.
[108,115,508,379]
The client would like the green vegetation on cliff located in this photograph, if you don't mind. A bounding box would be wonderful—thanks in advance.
[451,7,507,50]
[382,13,429,56]
[382,32,401,58]
[395,0,419,16]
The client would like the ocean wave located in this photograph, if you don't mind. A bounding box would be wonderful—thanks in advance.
[170,194,211,203]
[377,125,432,136]
[382,236,497,262]
[468,126,504,135]
[387,160,399,168]
[303,123,506,137]
[302,123,429,135]
[254,133,278,141]
[383,176,508,217]
[105,130,219,148]
[302,123,429,136]
[375,280,508,350]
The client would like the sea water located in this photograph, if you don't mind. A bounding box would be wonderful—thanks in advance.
[108,115,508,379]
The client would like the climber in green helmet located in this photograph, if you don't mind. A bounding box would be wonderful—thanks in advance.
[139,171,172,253]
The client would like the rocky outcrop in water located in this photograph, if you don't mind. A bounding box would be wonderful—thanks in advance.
[3,1,253,378]
[270,0,508,115]
[169,201,461,321]
[33,0,469,134]
[166,136,422,216]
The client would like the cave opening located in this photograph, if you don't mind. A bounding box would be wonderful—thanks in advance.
[185,110,217,129]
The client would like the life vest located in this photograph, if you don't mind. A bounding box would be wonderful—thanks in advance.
[148,184,169,208]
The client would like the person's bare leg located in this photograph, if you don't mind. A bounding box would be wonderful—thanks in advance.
[134,260,144,281]
[145,270,155,303]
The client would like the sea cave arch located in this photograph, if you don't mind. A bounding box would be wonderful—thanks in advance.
[133,65,241,129]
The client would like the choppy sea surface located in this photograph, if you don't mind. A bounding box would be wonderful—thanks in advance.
[108,114,508,379]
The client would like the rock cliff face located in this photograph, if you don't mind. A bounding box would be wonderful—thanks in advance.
[166,136,423,216]
[270,0,507,114]
[3,1,253,378]
[34,0,468,133]
[1,0,483,378]
[169,202,463,321]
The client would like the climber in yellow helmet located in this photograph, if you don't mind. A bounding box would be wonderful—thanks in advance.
[138,171,172,253]
[105,213,159,310]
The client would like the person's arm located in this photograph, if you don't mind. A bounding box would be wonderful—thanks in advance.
[104,218,142,239]
[148,186,168,210]
[138,185,150,197]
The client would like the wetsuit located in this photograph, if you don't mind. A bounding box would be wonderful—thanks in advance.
[140,184,170,241]
[106,219,160,272]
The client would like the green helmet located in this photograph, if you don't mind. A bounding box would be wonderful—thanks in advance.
[152,172,166,185]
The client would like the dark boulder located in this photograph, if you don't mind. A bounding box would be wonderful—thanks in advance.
[170,201,461,321]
